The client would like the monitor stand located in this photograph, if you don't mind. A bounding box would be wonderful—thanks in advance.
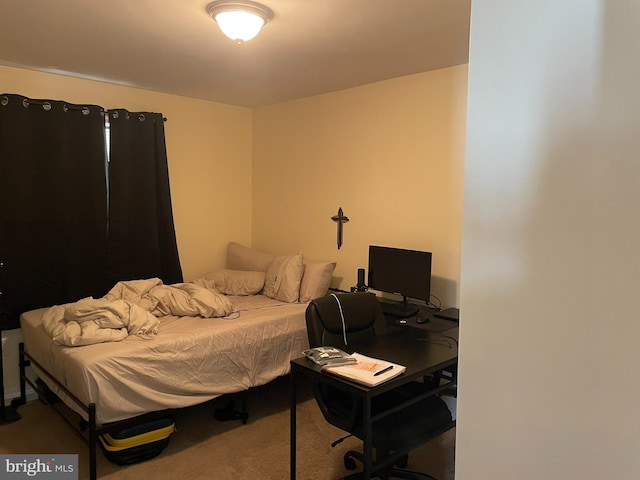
[379,296,419,318]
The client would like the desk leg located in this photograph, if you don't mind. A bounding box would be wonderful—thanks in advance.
[290,368,297,480]
[363,395,372,479]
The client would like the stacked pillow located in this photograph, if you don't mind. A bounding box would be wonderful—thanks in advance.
[195,269,265,296]
[217,242,336,303]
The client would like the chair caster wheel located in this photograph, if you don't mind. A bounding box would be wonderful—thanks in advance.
[344,456,357,470]
[396,454,408,468]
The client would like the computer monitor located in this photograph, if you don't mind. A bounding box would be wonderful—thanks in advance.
[367,245,432,304]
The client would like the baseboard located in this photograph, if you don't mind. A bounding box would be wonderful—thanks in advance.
[3,386,38,404]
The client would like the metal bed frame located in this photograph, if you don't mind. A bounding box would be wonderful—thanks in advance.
[13,342,248,480]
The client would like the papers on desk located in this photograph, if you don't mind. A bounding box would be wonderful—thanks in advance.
[322,353,406,387]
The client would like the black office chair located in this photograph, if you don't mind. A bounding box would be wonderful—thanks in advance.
[305,292,454,480]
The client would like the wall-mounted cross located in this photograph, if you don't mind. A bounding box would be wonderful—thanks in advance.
[331,207,349,250]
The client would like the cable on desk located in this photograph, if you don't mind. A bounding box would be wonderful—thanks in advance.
[428,339,455,348]
[428,294,442,310]
[413,335,457,348]
[438,335,458,347]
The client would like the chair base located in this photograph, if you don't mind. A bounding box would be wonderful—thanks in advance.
[343,467,436,480]
[341,450,437,480]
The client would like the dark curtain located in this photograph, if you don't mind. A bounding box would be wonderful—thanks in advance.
[0,94,108,329]
[106,109,182,286]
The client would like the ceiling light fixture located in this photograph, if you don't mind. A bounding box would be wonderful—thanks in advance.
[207,1,273,43]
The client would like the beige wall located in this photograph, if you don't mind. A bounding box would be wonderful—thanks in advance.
[457,1,640,479]
[252,65,467,306]
[1,64,253,398]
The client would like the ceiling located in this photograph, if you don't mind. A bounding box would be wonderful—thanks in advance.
[0,0,470,108]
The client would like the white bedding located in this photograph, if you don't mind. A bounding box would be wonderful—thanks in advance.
[41,278,234,347]
[20,295,309,423]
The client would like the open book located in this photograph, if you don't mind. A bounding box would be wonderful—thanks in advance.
[322,353,406,387]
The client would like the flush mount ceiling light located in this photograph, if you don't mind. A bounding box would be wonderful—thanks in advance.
[207,1,273,43]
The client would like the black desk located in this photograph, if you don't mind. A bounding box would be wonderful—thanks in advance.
[290,327,458,480]
[380,304,458,334]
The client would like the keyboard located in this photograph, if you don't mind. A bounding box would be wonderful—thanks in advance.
[379,301,419,318]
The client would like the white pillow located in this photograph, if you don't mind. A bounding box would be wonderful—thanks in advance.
[299,260,336,303]
[225,242,275,272]
[263,252,304,303]
[199,269,265,296]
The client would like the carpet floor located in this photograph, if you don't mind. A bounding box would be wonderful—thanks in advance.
[0,376,455,480]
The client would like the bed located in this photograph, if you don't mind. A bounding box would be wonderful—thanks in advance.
[20,294,310,423]
[15,242,337,479]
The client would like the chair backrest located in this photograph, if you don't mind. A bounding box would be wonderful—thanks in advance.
[305,292,384,349]
[305,292,385,431]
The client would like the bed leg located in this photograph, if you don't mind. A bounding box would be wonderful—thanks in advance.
[12,342,27,407]
[240,390,249,425]
[213,390,250,424]
[89,403,97,480]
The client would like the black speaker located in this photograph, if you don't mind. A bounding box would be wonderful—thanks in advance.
[357,268,366,290]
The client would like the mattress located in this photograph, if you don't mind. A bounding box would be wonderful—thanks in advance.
[20,295,309,423]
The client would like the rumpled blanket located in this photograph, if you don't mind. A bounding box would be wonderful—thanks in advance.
[42,278,234,346]
[43,299,159,346]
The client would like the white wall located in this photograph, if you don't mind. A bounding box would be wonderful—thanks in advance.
[456,1,640,479]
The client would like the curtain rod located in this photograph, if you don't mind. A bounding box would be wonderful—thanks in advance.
[1,94,168,122]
